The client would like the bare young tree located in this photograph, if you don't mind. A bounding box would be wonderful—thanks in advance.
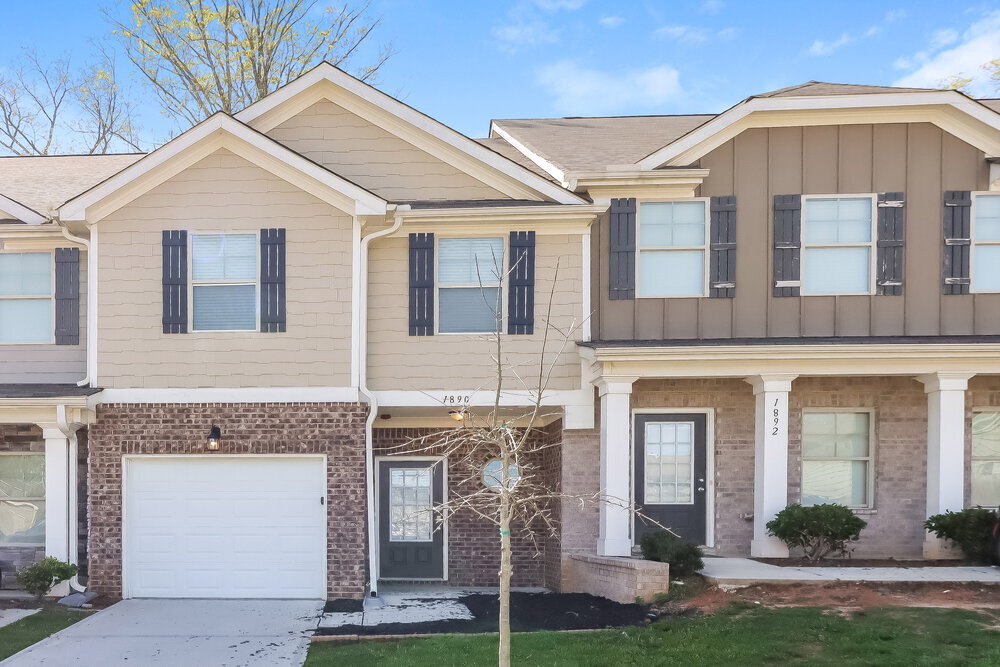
[385,257,669,667]
[0,49,142,156]
[106,0,393,127]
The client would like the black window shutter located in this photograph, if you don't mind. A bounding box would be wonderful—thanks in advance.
[54,247,80,345]
[409,233,434,336]
[943,191,972,295]
[773,195,801,297]
[260,228,286,332]
[876,193,905,296]
[709,196,737,298]
[609,197,636,300]
[162,230,188,334]
[507,231,535,334]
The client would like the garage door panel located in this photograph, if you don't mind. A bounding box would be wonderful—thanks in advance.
[124,457,326,599]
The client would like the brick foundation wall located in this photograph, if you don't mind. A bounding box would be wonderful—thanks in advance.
[0,425,46,589]
[373,424,560,588]
[562,554,670,604]
[88,403,368,599]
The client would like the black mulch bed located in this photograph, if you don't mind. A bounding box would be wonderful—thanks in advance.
[315,592,655,636]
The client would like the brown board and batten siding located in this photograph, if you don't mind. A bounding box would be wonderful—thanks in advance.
[592,122,993,341]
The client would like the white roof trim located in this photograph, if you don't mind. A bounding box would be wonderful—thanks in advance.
[0,193,47,224]
[489,121,567,185]
[59,113,387,222]
[235,63,585,205]
[638,91,1000,170]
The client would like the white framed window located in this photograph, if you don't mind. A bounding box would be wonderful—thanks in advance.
[972,194,1000,292]
[189,234,258,332]
[388,467,433,542]
[801,411,874,509]
[637,200,708,298]
[801,196,876,295]
[436,236,504,334]
[643,421,695,505]
[972,411,1000,507]
[0,252,53,343]
[0,453,45,545]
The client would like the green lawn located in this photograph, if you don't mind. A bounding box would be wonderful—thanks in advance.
[0,607,88,661]
[307,605,1000,666]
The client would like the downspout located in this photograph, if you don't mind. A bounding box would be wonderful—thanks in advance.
[358,205,407,598]
[55,221,92,388]
[56,405,85,593]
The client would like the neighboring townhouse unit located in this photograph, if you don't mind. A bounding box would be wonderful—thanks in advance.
[1,71,999,602]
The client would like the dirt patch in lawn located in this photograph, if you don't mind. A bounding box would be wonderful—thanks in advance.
[315,592,654,636]
[684,581,1000,614]
[753,557,977,568]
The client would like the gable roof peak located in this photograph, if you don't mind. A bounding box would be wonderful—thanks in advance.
[752,80,940,99]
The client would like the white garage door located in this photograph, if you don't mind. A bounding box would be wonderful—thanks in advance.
[124,457,326,599]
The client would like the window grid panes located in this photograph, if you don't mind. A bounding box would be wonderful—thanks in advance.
[389,468,434,542]
[0,454,45,545]
[972,412,1000,507]
[437,237,503,333]
[644,422,695,505]
[638,201,707,297]
[802,197,874,295]
[973,195,1000,292]
[0,252,53,343]
[801,412,872,508]
[190,234,257,331]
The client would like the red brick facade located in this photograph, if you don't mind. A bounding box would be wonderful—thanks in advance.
[87,403,369,599]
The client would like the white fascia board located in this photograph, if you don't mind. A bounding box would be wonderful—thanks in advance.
[59,113,386,222]
[488,121,567,185]
[0,193,47,224]
[91,386,361,408]
[235,63,585,205]
[389,203,605,235]
[638,91,1000,170]
[373,388,591,408]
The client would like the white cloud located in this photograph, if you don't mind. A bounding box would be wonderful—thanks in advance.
[717,27,739,40]
[930,28,959,48]
[807,32,852,56]
[534,0,586,10]
[653,24,710,43]
[493,21,560,49]
[536,60,682,114]
[599,15,624,28]
[893,11,1000,95]
[884,9,906,22]
[700,0,724,14]
[493,0,588,51]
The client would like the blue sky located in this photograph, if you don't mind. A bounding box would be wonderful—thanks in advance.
[1,0,999,142]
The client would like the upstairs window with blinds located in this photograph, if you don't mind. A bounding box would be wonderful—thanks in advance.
[637,201,708,297]
[0,252,53,343]
[802,196,875,295]
[973,194,1000,292]
[190,234,257,331]
[437,237,504,333]
[801,411,873,509]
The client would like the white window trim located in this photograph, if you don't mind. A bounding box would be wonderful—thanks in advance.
[800,407,876,510]
[641,419,697,506]
[187,232,260,333]
[635,197,710,299]
[0,452,46,547]
[0,250,55,345]
[800,194,877,297]
[970,408,1000,508]
[970,192,1000,294]
[434,234,506,335]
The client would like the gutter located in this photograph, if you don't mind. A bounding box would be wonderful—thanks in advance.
[358,205,407,598]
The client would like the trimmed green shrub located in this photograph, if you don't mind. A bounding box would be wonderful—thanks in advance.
[924,507,998,564]
[640,531,705,577]
[766,503,867,562]
[16,557,78,600]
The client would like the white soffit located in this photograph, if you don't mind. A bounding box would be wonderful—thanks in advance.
[234,63,586,205]
[638,91,1000,169]
[59,113,387,223]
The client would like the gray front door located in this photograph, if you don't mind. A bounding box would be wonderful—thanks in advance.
[634,414,708,545]
[378,460,445,579]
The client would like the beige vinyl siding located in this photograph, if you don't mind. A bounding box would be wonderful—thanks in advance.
[594,122,992,340]
[97,148,353,388]
[367,233,583,391]
[267,99,508,202]
[0,249,87,383]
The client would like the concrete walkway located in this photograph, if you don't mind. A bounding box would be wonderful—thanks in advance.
[1,599,323,666]
[0,609,38,630]
[701,557,1000,587]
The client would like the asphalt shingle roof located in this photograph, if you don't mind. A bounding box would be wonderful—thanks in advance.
[0,153,144,216]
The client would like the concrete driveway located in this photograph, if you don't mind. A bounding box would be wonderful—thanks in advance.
[1,599,323,666]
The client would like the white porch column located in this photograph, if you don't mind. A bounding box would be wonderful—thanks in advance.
[41,426,71,596]
[596,377,637,557]
[916,372,975,558]
[745,374,797,558]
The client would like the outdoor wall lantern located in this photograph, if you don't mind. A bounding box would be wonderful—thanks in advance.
[206,425,222,451]
[448,409,466,421]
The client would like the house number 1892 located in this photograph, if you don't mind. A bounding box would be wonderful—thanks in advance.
[771,397,781,436]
